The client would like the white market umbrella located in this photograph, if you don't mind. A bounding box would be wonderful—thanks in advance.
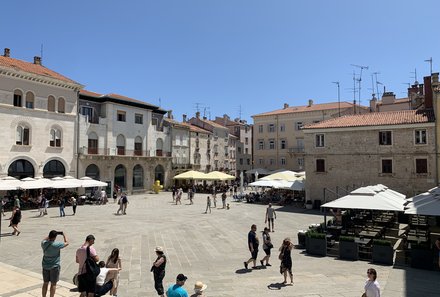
[51,176,81,189]
[260,170,300,181]
[203,171,236,181]
[173,170,207,180]
[20,176,53,189]
[0,176,22,190]
[404,187,440,216]
[79,177,108,188]
[249,179,285,188]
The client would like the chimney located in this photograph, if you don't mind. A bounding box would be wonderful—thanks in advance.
[196,111,200,119]
[424,75,433,109]
[167,110,173,119]
[33,56,42,65]
[3,48,10,57]
[308,99,313,107]
[283,103,289,109]
[370,95,377,112]
[182,114,187,122]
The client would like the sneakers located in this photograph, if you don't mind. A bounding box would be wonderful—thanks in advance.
[266,263,272,266]
[260,260,264,266]
[243,262,248,269]
[251,266,258,269]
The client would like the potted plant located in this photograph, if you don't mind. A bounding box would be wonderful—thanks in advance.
[410,242,434,270]
[372,239,393,265]
[306,232,327,256]
[338,236,358,260]
[305,200,313,210]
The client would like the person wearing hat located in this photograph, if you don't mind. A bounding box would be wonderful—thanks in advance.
[166,274,188,297]
[190,281,207,297]
[279,237,294,284]
[151,246,167,297]
[76,234,99,297]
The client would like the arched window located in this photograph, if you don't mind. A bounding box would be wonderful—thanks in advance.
[154,164,164,185]
[88,132,98,154]
[156,138,163,156]
[57,97,65,113]
[134,136,143,156]
[13,89,23,107]
[8,159,34,179]
[116,134,125,155]
[133,164,144,189]
[43,160,65,178]
[50,128,62,147]
[114,164,126,189]
[25,91,34,109]
[85,164,100,180]
[48,96,55,112]
[16,125,30,145]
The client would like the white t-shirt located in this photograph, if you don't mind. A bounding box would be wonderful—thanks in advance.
[96,267,109,286]
[365,280,380,297]
[267,207,275,219]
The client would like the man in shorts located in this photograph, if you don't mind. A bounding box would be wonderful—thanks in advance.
[41,230,69,297]
[76,234,99,297]
[243,224,259,269]
[265,203,277,232]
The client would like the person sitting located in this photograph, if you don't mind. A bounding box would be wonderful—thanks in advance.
[95,261,120,296]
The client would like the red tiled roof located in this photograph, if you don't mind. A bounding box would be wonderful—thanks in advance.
[79,89,102,97]
[163,117,190,129]
[252,102,357,117]
[203,119,228,129]
[304,110,435,129]
[181,122,212,134]
[0,55,78,84]
[80,90,159,109]
[377,97,410,106]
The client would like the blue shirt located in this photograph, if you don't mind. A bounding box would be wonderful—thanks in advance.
[41,240,65,269]
[166,284,188,297]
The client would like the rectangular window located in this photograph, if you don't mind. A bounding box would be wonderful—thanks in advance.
[298,158,304,167]
[416,159,428,174]
[269,139,275,149]
[245,137,249,145]
[415,129,427,144]
[381,159,393,173]
[315,134,325,147]
[281,158,286,165]
[245,148,248,154]
[239,158,243,165]
[280,124,285,132]
[117,111,126,122]
[379,131,392,145]
[268,124,275,133]
[259,159,264,165]
[258,140,264,150]
[135,113,143,124]
[81,106,93,121]
[247,159,250,165]
[237,147,242,153]
[296,122,303,130]
[270,159,275,165]
[152,118,158,126]
[258,125,263,133]
[13,94,22,107]
[26,101,34,109]
[88,139,98,154]
[316,159,325,172]
[280,139,286,149]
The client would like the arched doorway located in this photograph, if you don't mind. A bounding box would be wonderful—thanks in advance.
[114,164,126,190]
[8,159,34,179]
[85,164,100,180]
[43,160,65,178]
[154,164,164,185]
[133,165,144,189]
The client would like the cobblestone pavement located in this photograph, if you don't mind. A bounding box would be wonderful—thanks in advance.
[0,191,439,297]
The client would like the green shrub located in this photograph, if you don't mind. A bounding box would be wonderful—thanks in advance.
[339,236,355,242]
[309,232,326,239]
[373,239,391,246]
[411,242,431,250]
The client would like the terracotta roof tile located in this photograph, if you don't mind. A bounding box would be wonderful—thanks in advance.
[181,122,212,134]
[80,90,159,109]
[252,102,357,117]
[203,119,228,129]
[79,89,102,97]
[304,109,435,129]
[0,55,78,84]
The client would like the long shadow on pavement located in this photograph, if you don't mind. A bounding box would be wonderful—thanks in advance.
[267,283,287,290]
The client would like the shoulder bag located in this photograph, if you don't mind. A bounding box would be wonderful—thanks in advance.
[85,246,100,280]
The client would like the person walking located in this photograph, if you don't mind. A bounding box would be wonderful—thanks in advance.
[151,246,167,297]
[364,268,380,297]
[190,281,207,297]
[221,192,227,209]
[243,224,259,269]
[260,227,273,267]
[265,203,277,232]
[41,230,69,297]
[14,195,20,209]
[204,196,211,214]
[9,206,21,235]
[166,274,188,297]
[189,189,194,205]
[39,194,47,216]
[279,238,293,284]
[106,248,121,296]
[70,196,77,215]
[117,193,128,215]
[58,196,66,217]
[76,234,99,297]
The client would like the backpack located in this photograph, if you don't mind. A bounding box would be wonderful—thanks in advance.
[84,246,100,280]
[122,195,128,204]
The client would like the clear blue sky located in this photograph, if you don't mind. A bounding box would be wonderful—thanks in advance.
[1,1,439,122]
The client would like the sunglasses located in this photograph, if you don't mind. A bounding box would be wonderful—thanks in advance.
[367,271,374,275]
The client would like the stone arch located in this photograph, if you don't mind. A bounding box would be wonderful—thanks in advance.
[133,164,144,189]
[8,159,35,179]
[154,164,165,185]
[114,164,127,190]
[85,164,100,180]
[116,134,125,155]
[43,159,66,178]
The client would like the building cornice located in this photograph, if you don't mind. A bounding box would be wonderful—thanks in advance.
[303,122,435,133]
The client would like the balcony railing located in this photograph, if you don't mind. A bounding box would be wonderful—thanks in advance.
[288,147,305,153]
[80,147,171,157]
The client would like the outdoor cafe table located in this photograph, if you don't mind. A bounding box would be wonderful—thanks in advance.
[355,237,372,246]
[407,235,428,243]
[359,230,380,238]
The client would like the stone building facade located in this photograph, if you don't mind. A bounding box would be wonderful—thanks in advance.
[0,48,83,179]
[303,109,436,205]
[77,90,172,193]
[252,100,365,172]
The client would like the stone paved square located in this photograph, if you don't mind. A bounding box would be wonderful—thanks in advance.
[0,191,439,297]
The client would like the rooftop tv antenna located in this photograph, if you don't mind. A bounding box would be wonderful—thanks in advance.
[425,57,433,74]
[194,102,202,113]
[332,81,341,117]
[351,64,369,108]
[410,68,418,84]
[238,105,242,120]
[372,72,381,98]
